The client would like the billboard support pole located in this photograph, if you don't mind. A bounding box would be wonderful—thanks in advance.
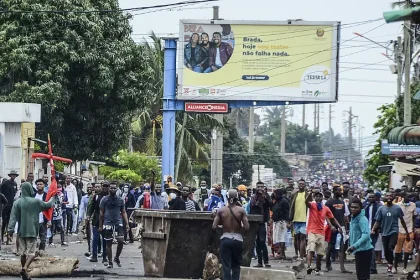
[211,6,224,186]
[162,38,177,184]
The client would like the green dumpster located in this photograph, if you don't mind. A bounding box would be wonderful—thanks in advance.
[134,210,262,279]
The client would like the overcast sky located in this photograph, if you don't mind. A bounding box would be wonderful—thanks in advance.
[119,0,403,153]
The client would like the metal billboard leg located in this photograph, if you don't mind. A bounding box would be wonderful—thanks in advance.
[162,39,177,185]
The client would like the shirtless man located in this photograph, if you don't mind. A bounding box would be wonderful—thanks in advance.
[212,189,249,280]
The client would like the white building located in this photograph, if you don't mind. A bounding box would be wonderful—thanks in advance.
[0,103,41,180]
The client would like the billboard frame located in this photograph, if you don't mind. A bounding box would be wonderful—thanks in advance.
[177,19,340,103]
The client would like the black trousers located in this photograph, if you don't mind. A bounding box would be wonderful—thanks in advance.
[1,207,11,240]
[255,223,268,265]
[382,233,398,265]
[355,249,373,280]
[220,238,243,280]
[38,223,47,251]
[49,219,65,244]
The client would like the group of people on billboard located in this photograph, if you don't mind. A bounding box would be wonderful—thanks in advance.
[184,24,234,73]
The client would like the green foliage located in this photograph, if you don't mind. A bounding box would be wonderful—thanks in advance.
[0,0,150,160]
[364,104,396,187]
[364,82,420,187]
[55,161,64,172]
[113,150,161,182]
[131,34,222,182]
[99,166,117,179]
[98,150,161,183]
[223,118,253,186]
[107,169,142,183]
[254,142,291,177]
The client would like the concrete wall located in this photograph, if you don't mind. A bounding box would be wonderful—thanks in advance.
[0,103,40,181]
[21,123,36,178]
[4,123,22,181]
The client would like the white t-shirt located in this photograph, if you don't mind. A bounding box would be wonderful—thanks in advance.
[35,193,44,223]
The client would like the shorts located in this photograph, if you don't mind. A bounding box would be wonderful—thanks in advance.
[103,224,124,241]
[18,237,36,256]
[293,222,306,235]
[308,233,326,256]
[273,221,287,244]
[394,232,415,254]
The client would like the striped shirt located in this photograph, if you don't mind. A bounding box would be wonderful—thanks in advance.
[185,200,196,212]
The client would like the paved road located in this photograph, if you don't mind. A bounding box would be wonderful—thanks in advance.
[0,235,415,279]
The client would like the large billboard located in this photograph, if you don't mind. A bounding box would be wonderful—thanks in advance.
[177,20,340,102]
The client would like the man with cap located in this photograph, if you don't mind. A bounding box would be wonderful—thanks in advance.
[237,185,248,205]
[194,180,209,209]
[1,170,18,244]
[168,186,185,210]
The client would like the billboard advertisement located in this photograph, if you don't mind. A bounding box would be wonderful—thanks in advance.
[177,20,340,102]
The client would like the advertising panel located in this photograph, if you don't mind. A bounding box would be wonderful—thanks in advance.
[177,20,340,102]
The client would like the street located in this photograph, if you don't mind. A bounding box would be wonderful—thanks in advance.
[0,234,416,279]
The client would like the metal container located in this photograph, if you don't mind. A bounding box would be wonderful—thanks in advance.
[134,209,262,279]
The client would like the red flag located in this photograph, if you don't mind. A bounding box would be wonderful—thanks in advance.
[43,178,57,221]
[32,134,72,221]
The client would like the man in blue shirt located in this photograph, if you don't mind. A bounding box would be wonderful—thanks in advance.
[372,192,409,276]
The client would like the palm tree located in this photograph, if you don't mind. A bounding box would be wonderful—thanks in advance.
[131,33,223,183]
[264,106,283,126]
[392,0,420,8]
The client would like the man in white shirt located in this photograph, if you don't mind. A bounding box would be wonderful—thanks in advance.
[65,176,78,235]
[34,179,48,251]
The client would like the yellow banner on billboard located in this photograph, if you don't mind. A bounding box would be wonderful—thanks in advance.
[177,20,340,102]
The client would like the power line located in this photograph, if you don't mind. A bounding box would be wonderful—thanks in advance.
[0,0,218,14]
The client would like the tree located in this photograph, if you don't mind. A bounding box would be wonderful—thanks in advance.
[363,105,396,187]
[253,142,291,178]
[222,119,253,187]
[226,108,260,137]
[0,0,150,160]
[131,34,222,183]
[364,82,420,187]
[99,150,161,183]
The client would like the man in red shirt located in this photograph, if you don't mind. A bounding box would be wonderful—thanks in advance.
[306,189,342,275]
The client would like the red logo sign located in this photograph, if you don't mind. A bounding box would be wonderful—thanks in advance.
[184,103,229,113]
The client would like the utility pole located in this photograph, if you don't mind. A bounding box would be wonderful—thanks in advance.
[395,36,403,125]
[347,107,357,163]
[280,105,286,154]
[316,104,320,134]
[329,104,333,150]
[248,106,254,153]
[403,0,412,125]
[313,104,317,133]
[210,6,223,185]
[302,104,306,127]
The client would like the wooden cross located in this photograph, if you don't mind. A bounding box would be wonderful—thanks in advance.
[32,134,72,221]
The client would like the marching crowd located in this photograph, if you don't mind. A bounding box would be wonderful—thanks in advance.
[3,168,420,280]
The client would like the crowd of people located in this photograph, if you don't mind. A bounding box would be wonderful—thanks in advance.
[248,178,420,280]
[4,168,420,280]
